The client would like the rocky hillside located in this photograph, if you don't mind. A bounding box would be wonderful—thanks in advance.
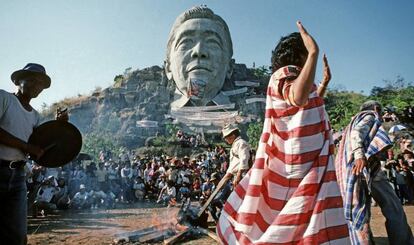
[42,64,269,149]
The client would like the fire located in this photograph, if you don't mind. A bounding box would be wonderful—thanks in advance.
[149,207,181,232]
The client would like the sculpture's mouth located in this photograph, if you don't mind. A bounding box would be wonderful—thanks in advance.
[187,66,211,72]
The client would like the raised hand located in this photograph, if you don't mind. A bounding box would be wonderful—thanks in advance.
[56,107,69,121]
[296,21,319,56]
[290,21,319,106]
[317,54,331,97]
[322,54,331,84]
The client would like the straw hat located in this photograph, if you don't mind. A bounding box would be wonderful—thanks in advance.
[222,124,239,138]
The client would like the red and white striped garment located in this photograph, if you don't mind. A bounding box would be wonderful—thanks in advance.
[217,66,350,244]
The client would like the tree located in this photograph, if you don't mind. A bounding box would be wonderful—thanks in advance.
[81,131,121,161]
[369,76,414,114]
[324,90,367,130]
[252,65,271,79]
[247,121,263,150]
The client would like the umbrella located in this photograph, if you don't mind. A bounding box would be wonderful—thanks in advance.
[388,124,407,134]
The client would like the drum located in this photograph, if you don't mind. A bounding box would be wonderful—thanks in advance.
[28,120,82,167]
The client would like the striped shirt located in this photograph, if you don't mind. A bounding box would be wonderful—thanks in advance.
[335,111,392,244]
[217,66,349,244]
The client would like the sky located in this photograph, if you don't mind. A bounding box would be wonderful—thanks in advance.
[1,0,413,110]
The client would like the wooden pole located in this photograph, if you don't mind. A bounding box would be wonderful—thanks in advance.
[197,175,230,218]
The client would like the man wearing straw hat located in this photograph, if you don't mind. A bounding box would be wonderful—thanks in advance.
[222,124,250,187]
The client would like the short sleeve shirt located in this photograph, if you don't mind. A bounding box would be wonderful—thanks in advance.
[0,89,40,161]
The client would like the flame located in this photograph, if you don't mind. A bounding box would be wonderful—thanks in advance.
[149,207,185,232]
[175,223,189,232]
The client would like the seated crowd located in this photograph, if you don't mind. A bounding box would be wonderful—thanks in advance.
[26,145,236,218]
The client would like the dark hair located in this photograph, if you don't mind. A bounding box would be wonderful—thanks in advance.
[271,32,307,73]
[167,180,174,187]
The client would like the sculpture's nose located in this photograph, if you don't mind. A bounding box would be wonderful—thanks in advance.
[191,41,208,59]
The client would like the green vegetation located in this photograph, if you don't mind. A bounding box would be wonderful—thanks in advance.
[325,90,367,131]
[247,121,263,150]
[252,65,271,78]
[165,122,180,141]
[81,131,121,161]
[369,76,414,114]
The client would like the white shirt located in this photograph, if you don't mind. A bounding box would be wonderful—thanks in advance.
[36,186,58,202]
[166,186,176,197]
[121,167,133,178]
[0,90,40,161]
[73,191,89,201]
[226,137,250,175]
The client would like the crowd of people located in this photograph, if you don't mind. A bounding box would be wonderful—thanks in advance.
[25,145,248,219]
[24,113,414,219]
[382,136,414,205]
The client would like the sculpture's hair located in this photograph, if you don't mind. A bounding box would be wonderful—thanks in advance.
[166,5,233,62]
[360,100,382,112]
[271,32,307,73]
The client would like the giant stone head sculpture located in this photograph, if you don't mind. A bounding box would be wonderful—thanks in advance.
[165,6,234,108]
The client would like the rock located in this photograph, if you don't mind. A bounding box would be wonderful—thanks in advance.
[42,63,266,149]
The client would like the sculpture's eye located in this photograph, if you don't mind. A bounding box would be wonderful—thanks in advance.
[177,37,194,50]
[206,37,222,50]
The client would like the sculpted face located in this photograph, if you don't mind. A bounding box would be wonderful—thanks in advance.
[166,18,233,105]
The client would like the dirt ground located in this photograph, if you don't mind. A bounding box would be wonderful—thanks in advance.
[27,204,414,245]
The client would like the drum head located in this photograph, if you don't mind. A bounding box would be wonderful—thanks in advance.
[28,120,82,167]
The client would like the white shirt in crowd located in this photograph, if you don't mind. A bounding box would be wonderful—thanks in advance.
[36,186,59,203]
[226,137,250,175]
[166,186,176,197]
[73,191,89,201]
[121,167,133,179]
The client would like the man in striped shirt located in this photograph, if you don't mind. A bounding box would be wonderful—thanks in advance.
[337,100,414,244]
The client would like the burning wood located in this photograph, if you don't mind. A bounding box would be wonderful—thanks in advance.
[163,228,190,245]
[113,222,175,244]
[114,194,225,245]
[138,228,175,243]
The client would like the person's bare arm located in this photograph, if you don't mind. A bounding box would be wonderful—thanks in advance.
[289,21,319,106]
[233,169,247,187]
[0,127,44,159]
[157,186,166,200]
[317,54,331,97]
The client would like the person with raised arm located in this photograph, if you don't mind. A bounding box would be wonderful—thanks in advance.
[217,22,349,244]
